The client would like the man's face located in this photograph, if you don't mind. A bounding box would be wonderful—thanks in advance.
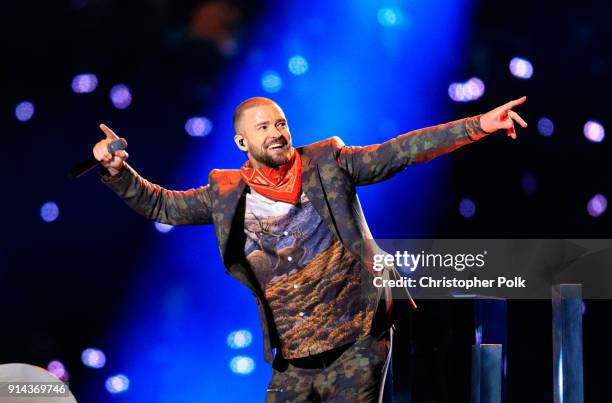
[238,103,293,168]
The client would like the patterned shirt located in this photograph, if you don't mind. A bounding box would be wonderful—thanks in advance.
[244,188,373,359]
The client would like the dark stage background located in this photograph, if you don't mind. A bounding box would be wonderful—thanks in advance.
[1,0,610,402]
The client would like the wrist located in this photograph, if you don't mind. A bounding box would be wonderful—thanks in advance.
[100,162,126,180]
[107,167,121,176]
[466,115,489,141]
[107,161,126,176]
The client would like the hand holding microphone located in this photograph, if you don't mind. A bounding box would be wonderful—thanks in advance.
[68,124,129,180]
[93,124,129,176]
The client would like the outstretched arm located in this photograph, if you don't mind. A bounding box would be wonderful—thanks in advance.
[96,124,214,225]
[336,97,528,186]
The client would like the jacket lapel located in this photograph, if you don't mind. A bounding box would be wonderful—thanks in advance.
[213,172,246,263]
[298,147,344,243]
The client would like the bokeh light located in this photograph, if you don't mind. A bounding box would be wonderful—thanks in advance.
[40,202,59,223]
[464,78,485,99]
[227,330,253,349]
[288,55,309,75]
[261,70,282,93]
[537,117,554,136]
[521,173,537,195]
[15,101,35,122]
[81,348,106,369]
[105,374,130,394]
[377,7,404,27]
[459,198,476,219]
[229,356,255,375]
[71,73,98,94]
[587,194,607,217]
[110,84,132,109]
[47,360,69,382]
[448,78,485,102]
[509,57,534,79]
[155,222,174,233]
[583,120,605,143]
[185,117,213,137]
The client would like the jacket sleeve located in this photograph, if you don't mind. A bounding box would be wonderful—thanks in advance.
[334,115,487,186]
[100,163,214,225]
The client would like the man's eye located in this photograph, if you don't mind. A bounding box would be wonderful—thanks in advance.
[277,122,287,128]
[259,125,267,130]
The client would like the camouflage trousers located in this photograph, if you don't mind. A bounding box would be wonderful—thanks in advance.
[265,329,392,402]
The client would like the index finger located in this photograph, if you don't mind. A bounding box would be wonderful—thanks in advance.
[99,123,119,140]
[501,96,527,111]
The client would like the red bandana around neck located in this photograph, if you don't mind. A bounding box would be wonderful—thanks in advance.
[240,149,302,204]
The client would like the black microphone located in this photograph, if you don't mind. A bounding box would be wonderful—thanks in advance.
[68,138,128,180]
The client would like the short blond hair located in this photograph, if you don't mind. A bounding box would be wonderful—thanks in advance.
[233,97,280,134]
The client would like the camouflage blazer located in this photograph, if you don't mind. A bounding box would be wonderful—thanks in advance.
[101,115,485,363]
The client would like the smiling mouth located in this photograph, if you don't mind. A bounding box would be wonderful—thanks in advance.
[267,141,287,150]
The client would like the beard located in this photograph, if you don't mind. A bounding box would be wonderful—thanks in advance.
[248,137,292,168]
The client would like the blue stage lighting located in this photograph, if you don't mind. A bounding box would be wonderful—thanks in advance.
[154,222,174,233]
[587,194,607,218]
[81,348,106,369]
[583,120,605,143]
[261,70,282,93]
[509,57,534,79]
[185,117,213,137]
[537,117,554,136]
[227,330,253,349]
[459,198,476,219]
[40,202,59,223]
[377,7,403,27]
[448,78,485,102]
[110,84,132,109]
[15,101,34,122]
[288,56,309,75]
[71,73,98,94]
[230,356,255,375]
[105,374,130,394]
[47,360,68,382]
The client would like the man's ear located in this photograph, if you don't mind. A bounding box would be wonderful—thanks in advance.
[234,134,248,152]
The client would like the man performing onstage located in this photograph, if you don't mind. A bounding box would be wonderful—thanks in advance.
[93,96,527,402]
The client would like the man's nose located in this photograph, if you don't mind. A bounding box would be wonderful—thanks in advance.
[270,132,284,141]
